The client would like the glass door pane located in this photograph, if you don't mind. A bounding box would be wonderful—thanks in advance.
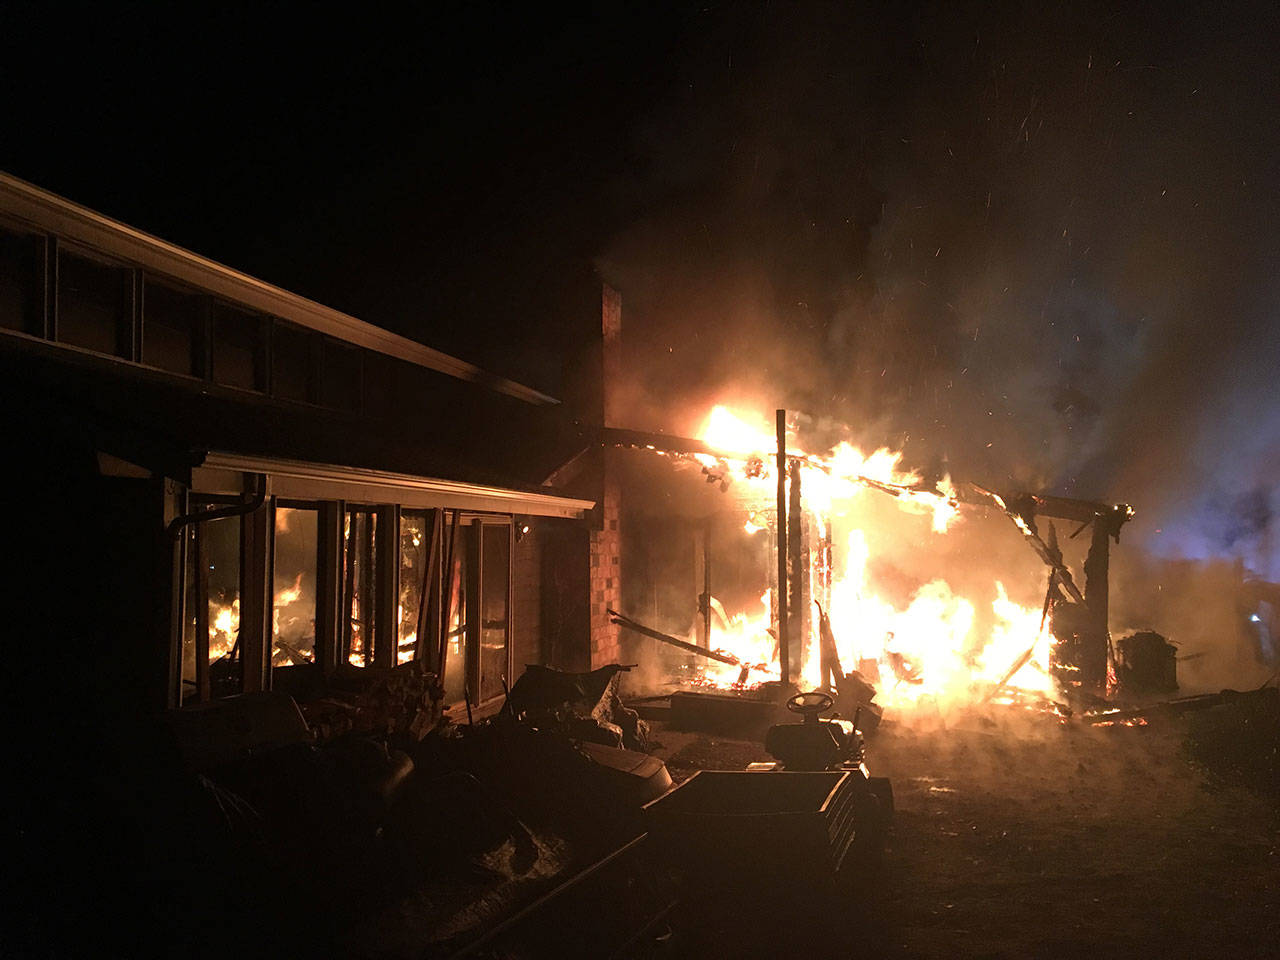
[272,506,318,668]
[181,508,243,704]
[398,511,432,665]
[440,518,468,704]
[342,509,378,667]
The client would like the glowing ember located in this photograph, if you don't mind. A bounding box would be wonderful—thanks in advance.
[210,598,240,661]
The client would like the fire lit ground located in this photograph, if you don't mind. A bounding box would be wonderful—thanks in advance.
[650,708,1280,959]
[607,405,1280,957]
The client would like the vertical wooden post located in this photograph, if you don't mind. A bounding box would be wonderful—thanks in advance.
[194,520,210,703]
[359,511,376,667]
[1083,517,1112,695]
[375,505,398,669]
[240,496,270,692]
[415,509,442,664]
[437,511,461,681]
[776,409,789,684]
[166,484,187,710]
[788,458,805,683]
[317,502,343,678]
[466,521,482,701]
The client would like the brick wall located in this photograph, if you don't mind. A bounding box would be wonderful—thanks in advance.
[588,474,623,667]
[540,519,592,671]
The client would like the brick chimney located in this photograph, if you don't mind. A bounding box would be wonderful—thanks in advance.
[588,284,623,667]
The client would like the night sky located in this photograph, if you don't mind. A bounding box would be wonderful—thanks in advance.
[3,1,1277,575]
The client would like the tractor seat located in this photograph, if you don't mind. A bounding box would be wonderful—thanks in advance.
[764,691,862,771]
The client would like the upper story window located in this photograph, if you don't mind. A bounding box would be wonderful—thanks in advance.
[0,225,42,336]
[272,321,319,403]
[143,278,204,377]
[212,301,267,391]
[321,337,362,412]
[57,249,131,358]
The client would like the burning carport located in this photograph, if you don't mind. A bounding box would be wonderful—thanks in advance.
[593,406,1143,728]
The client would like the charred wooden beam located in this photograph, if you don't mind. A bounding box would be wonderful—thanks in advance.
[608,610,743,667]
[967,484,1087,604]
[816,601,842,691]
[1084,686,1277,724]
[599,426,724,459]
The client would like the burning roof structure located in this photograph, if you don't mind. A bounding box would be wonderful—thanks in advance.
[602,404,1136,717]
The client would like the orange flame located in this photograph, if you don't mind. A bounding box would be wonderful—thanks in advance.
[681,405,1052,715]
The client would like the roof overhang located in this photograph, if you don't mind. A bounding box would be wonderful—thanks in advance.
[194,452,594,519]
[0,171,558,406]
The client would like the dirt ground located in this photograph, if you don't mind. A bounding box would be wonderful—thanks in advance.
[649,709,1280,959]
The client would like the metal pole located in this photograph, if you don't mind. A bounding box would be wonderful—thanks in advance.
[776,409,789,684]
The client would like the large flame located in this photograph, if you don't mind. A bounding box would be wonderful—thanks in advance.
[682,405,1053,714]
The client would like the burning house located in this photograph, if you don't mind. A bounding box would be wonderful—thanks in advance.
[0,170,631,726]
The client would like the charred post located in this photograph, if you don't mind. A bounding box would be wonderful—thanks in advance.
[775,408,790,684]
[1082,518,1113,696]
[788,456,806,683]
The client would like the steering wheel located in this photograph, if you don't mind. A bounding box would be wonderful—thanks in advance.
[786,690,835,723]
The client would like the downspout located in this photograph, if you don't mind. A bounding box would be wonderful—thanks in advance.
[165,472,268,540]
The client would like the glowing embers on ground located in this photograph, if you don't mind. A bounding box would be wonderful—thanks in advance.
[660,405,1057,715]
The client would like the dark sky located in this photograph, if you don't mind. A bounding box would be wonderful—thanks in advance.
[3,1,1277,575]
[1,1,689,383]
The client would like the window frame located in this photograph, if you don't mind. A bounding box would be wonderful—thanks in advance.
[52,240,138,361]
[0,220,47,337]
[210,298,271,393]
[455,514,514,715]
[139,271,211,381]
[174,494,517,711]
[179,493,248,706]
[268,498,324,684]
